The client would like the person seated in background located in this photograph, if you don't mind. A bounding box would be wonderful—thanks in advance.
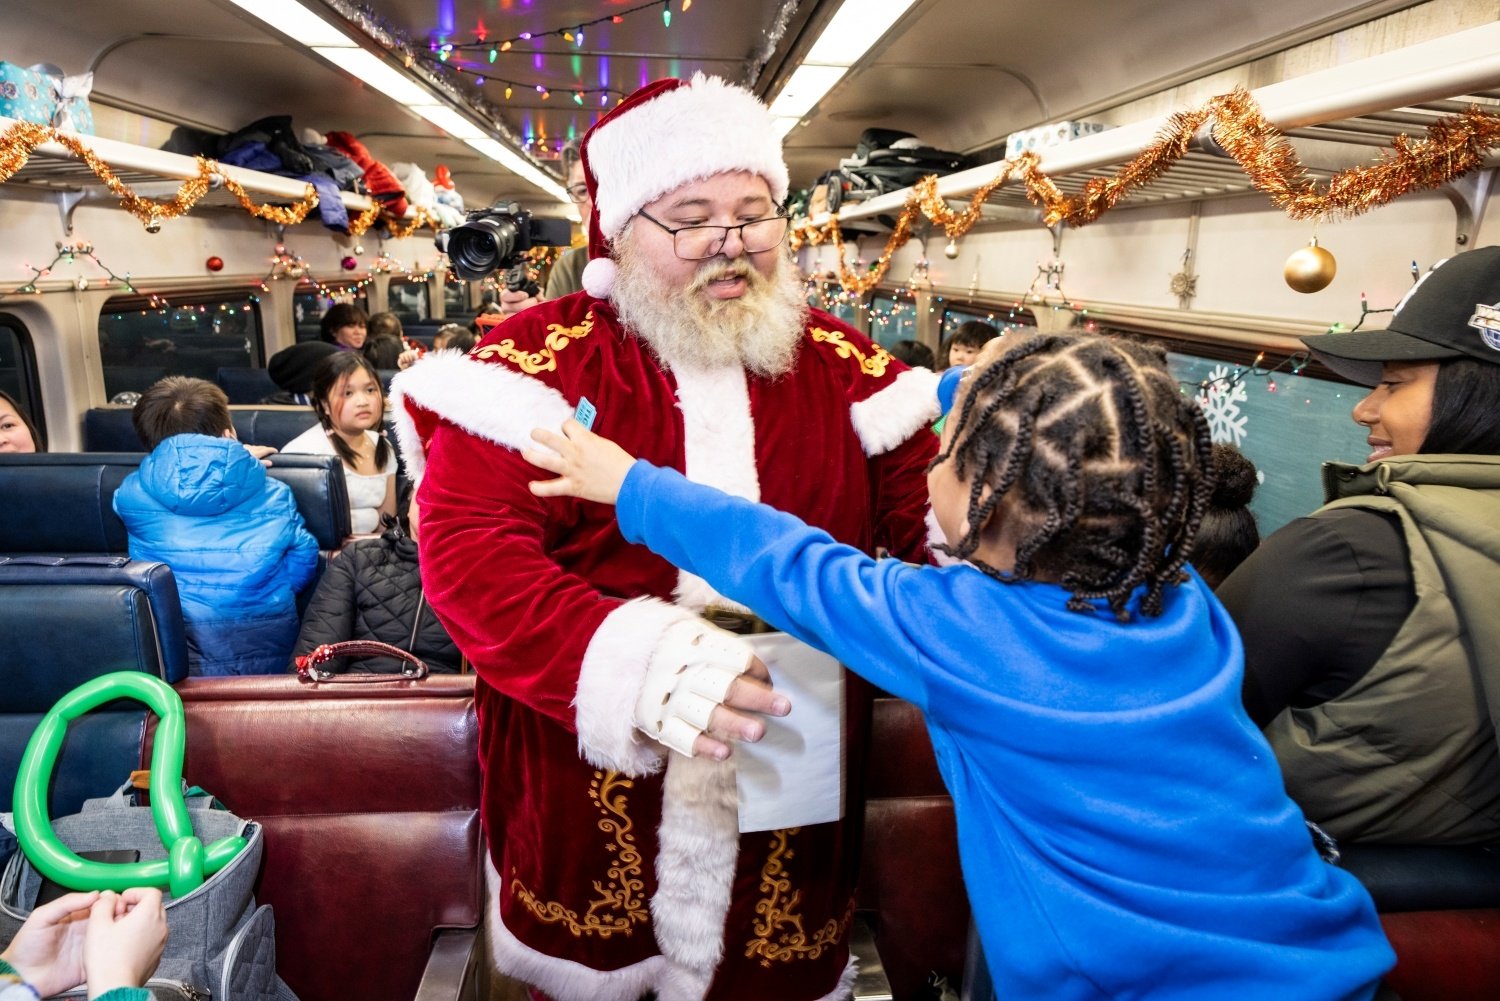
[0,390,42,452]
[1,888,167,1001]
[890,338,936,370]
[1189,442,1261,588]
[318,302,368,353]
[265,341,339,405]
[290,512,462,674]
[281,352,396,535]
[363,310,405,369]
[467,302,503,335]
[113,377,318,676]
[395,322,476,370]
[524,330,1394,1001]
[495,138,590,316]
[941,319,1000,369]
[1218,246,1500,846]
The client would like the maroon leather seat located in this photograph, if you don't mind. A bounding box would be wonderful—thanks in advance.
[143,675,482,1001]
[858,696,969,998]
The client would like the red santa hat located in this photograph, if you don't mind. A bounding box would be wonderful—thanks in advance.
[579,73,789,299]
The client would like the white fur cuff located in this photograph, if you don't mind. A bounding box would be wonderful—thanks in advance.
[575,597,701,775]
[635,620,755,756]
[849,366,940,457]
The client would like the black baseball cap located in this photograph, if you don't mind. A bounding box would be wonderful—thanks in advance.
[1301,246,1500,386]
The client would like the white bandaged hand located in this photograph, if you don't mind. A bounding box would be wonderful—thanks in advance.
[636,619,755,756]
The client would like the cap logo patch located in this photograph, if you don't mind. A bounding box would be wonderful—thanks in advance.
[1470,302,1500,352]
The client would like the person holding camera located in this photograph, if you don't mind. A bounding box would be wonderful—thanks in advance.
[391,74,938,1001]
[494,139,591,316]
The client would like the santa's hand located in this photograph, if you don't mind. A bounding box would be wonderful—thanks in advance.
[525,420,636,505]
[638,620,790,760]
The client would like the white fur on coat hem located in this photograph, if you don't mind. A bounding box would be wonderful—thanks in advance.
[849,366,940,457]
[485,857,667,1001]
[575,597,699,776]
[485,855,856,1001]
[389,349,574,480]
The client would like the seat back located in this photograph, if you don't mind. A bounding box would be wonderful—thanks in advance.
[858,697,969,998]
[0,452,350,553]
[84,406,320,452]
[146,676,482,1001]
[0,557,187,818]
[215,367,279,404]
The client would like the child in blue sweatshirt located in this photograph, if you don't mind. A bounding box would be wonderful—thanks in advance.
[524,333,1394,1000]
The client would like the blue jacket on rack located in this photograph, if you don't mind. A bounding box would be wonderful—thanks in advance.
[114,434,319,676]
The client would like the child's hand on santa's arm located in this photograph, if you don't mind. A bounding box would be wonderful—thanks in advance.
[525,420,637,505]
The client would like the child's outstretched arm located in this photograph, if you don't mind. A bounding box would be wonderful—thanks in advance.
[526,421,931,707]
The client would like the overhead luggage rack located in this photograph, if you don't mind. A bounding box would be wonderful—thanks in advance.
[828,21,1500,244]
[0,115,381,233]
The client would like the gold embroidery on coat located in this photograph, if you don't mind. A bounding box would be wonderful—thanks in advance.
[744,827,854,966]
[510,769,648,937]
[810,327,892,378]
[472,311,595,374]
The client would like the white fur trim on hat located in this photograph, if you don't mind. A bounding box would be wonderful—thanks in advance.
[582,256,618,298]
[588,73,789,244]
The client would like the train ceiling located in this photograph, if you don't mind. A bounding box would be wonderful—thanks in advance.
[1,0,1437,212]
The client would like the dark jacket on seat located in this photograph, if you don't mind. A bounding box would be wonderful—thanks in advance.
[290,522,461,673]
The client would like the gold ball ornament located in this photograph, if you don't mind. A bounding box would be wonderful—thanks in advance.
[1284,239,1336,293]
[944,239,960,260]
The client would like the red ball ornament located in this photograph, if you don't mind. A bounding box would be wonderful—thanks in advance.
[206,256,224,272]
[341,255,359,271]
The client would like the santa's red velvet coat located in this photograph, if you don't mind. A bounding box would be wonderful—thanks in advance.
[391,292,938,1001]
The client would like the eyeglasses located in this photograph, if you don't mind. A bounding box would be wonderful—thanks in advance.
[635,210,790,261]
[566,183,591,205]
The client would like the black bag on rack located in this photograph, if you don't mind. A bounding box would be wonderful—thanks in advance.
[816,129,971,210]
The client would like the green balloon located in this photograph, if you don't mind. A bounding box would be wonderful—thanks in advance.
[12,672,247,894]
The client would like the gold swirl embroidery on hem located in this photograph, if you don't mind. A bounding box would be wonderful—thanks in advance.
[744,827,855,967]
[810,327,892,378]
[510,769,648,938]
[472,310,595,374]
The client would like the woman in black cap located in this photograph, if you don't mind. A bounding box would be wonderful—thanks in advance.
[1218,246,1500,846]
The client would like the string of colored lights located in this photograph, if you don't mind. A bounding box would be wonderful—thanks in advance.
[3,242,139,297]
[1184,351,1311,397]
[433,0,692,58]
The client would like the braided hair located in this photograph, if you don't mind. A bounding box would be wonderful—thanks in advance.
[933,334,1213,620]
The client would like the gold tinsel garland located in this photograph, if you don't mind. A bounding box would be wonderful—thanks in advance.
[0,121,440,237]
[791,87,1500,296]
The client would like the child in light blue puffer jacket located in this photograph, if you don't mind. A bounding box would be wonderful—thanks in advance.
[113,377,318,675]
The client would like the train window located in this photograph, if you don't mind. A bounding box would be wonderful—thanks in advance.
[868,293,916,348]
[0,315,44,448]
[293,288,371,343]
[807,283,861,326]
[387,279,431,322]
[98,295,263,404]
[442,279,471,316]
[1167,350,1366,535]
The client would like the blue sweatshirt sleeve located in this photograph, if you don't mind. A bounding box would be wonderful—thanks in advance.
[616,461,932,709]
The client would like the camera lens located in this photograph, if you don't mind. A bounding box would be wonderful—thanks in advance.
[446,215,521,281]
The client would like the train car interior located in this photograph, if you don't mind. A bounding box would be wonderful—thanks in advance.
[2,0,1499,999]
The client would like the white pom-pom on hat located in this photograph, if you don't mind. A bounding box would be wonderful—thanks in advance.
[581,257,618,299]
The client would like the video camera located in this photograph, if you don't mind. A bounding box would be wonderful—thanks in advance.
[437,203,575,290]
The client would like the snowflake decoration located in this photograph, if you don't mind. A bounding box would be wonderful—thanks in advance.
[1195,365,1249,445]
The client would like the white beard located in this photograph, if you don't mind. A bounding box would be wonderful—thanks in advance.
[610,233,807,377]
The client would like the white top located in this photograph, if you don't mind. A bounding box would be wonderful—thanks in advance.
[281,426,396,535]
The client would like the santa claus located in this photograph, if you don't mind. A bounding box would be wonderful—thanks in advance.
[392,74,939,1001]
